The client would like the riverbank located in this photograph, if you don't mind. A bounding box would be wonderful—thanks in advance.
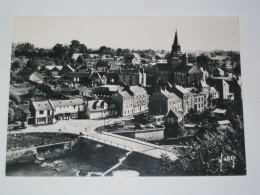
[7,132,78,152]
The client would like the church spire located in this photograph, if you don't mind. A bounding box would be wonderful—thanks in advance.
[173,30,179,46]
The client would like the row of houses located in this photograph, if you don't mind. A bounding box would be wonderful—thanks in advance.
[30,85,149,124]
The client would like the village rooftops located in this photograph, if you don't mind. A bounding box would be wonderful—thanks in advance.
[175,85,190,94]
[174,65,194,73]
[65,65,75,72]
[161,89,181,102]
[86,100,108,111]
[99,85,124,92]
[217,120,231,125]
[212,108,227,114]
[118,91,132,99]
[184,124,196,128]
[45,65,63,71]
[32,100,54,111]
[128,86,147,95]
[200,80,209,88]
[51,99,84,107]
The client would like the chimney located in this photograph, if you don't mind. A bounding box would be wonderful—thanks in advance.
[185,53,188,66]
[125,85,130,92]
[163,85,166,91]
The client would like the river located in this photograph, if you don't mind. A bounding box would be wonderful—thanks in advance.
[6,141,141,177]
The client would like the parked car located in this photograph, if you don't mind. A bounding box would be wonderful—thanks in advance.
[114,121,125,128]
[155,124,165,128]
[10,121,27,130]
[135,123,146,129]
[146,124,155,128]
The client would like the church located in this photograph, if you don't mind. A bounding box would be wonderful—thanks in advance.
[155,30,203,87]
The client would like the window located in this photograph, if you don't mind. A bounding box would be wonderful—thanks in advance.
[47,110,50,115]
[39,110,44,114]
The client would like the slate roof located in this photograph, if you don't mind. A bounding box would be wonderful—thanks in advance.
[217,120,231,125]
[166,109,184,118]
[52,99,84,107]
[87,100,106,111]
[156,63,171,71]
[32,100,53,111]
[99,85,124,92]
[45,66,63,71]
[174,65,193,73]
[119,91,132,99]
[66,65,75,72]
[175,85,190,94]
[213,108,227,114]
[128,86,147,95]
[160,89,181,102]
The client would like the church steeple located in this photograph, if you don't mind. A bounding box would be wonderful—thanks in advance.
[173,30,180,46]
[171,30,181,57]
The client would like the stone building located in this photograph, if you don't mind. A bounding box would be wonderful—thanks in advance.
[149,86,182,115]
[85,99,118,119]
[112,85,149,116]
[118,68,146,87]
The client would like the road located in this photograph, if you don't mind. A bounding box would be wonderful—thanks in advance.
[10,116,178,161]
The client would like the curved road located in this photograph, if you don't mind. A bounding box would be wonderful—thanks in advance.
[9,117,178,161]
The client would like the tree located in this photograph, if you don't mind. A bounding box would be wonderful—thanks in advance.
[196,54,211,68]
[116,48,123,56]
[11,60,21,71]
[9,94,21,104]
[26,59,40,72]
[69,40,80,52]
[99,46,108,54]
[69,40,87,53]
[76,55,84,65]
[52,44,70,61]
[158,124,246,176]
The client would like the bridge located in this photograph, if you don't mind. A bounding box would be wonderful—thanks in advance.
[9,118,178,161]
[83,132,178,161]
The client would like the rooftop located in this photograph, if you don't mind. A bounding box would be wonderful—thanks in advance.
[129,86,147,95]
[213,108,227,114]
[175,85,190,94]
[32,100,53,111]
[218,120,231,125]
[119,91,132,99]
[51,99,84,107]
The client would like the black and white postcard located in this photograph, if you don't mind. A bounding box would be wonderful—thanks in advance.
[6,16,246,177]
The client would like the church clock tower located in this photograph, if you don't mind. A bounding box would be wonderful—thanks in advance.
[168,30,183,70]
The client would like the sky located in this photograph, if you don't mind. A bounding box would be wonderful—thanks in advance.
[12,16,240,52]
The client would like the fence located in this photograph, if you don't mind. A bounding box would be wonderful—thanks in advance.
[84,134,133,151]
